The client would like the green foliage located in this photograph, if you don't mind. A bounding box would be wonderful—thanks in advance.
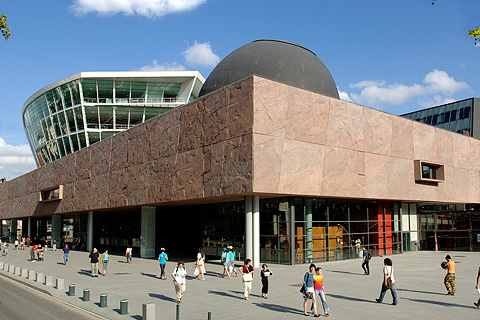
[0,14,10,40]
[468,27,480,46]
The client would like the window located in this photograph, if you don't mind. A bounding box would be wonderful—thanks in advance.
[39,185,63,202]
[414,160,445,183]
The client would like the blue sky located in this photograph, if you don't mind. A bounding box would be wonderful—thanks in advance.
[0,0,478,179]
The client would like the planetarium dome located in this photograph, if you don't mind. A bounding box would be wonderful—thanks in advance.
[199,39,339,99]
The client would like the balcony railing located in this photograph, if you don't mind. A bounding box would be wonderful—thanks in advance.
[83,97,186,104]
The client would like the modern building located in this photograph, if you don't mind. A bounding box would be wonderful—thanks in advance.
[2,40,480,268]
[22,71,205,166]
[401,98,480,137]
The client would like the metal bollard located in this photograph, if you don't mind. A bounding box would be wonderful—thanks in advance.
[176,303,180,320]
[68,284,75,296]
[100,294,107,307]
[120,299,128,315]
[83,289,90,301]
[142,303,155,320]
[208,312,212,320]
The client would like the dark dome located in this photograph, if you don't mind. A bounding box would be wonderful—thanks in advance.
[199,39,339,99]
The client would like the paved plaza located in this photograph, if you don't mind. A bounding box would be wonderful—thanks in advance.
[1,248,480,319]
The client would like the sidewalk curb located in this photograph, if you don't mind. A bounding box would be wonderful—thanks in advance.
[0,271,109,320]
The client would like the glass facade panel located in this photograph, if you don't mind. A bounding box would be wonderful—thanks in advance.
[131,82,147,102]
[115,81,130,102]
[115,107,129,129]
[130,107,144,126]
[99,106,114,129]
[88,132,100,145]
[61,84,72,109]
[85,106,99,129]
[81,79,97,103]
[97,80,113,103]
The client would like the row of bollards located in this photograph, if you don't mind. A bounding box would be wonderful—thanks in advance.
[0,262,211,319]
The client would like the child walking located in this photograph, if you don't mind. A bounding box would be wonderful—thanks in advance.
[260,264,272,299]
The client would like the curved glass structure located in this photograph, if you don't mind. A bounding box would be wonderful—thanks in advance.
[23,71,205,166]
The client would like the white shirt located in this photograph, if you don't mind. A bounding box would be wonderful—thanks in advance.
[383,265,395,283]
[172,266,187,285]
[197,252,204,264]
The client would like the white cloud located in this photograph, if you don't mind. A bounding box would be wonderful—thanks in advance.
[0,138,36,180]
[182,41,220,67]
[139,60,186,71]
[71,0,206,18]
[347,70,469,108]
[337,88,352,102]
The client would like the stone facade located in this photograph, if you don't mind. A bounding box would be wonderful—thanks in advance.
[1,76,480,220]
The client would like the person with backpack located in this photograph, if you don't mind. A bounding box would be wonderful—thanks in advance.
[375,258,398,305]
[172,261,187,304]
[227,246,238,276]
[302,263,319,317]
[362,246,371,275]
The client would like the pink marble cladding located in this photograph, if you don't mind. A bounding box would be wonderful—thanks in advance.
[0,78,254,219]
[252,77,480,203]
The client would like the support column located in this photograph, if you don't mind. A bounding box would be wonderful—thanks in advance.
[51,215,62,247]
[27,217,32,238]
[10,219,17,242]
[87,211,93,252]
[289,204,296,265]
[305,199,313,263]
[253,196,260,269]
[141,206,156,258]
[245,196,253,262]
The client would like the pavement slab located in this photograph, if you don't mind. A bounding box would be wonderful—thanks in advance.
[1,248,480,319]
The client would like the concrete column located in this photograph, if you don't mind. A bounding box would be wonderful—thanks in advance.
[51,215,62,247]
[87,211,93,252]
[27,217,32,238]
[289,205,296,265]
[245,196,253,261]
[10,219,17,242]
[252,196,260,269]
[141,206,156,258]
[305,199,313,263]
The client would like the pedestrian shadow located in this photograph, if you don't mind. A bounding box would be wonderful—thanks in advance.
[56,262,65,265]
[77,269,93,277]
[140,272,157,279]
[118,261,129,263]
[397,288,445,296]
[208,290,244,300]
[148,293,177,303]
[206,271,224,278]
[186,275,196,280]
[405,298,474,309]
[328,293,378,303]
[327,270,364,276]
[230,290,261,298]
[252,302,303,315]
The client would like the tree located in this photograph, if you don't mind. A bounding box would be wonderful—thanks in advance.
[468,27,480,46]
[0,14,10,40]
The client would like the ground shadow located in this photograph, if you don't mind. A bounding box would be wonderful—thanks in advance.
[186,275,196,280]
[56,262,65,265]
[327,270,365,276]
[140,272,158,279]
[328,293,378,304]
[397,288,445,296]
[148,293,177,303]
[118,261,129,263]
[406,298,474,309]
[252,302,303,315]
[229,290,261,298]
[131,315,142,320]
[208,290,244,300]
[77,269,93,277]
[206,271,224,278]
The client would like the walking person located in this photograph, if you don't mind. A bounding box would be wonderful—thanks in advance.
[375,258,398,305]
[227,246,238,276]
[26,237,30,247]
[444,255,456,295]
[89,248,100,277]
[239,259,255,301]
[3,241,8,256]
[100,249,109,276]
[62,244,70,265]
[14,238,18,250]
[312,267,331,316]
[126,245,133,263]
[172,261,187,304]
[44,241,48,254]
[474,265,480,308]
[158,248,168,280]
[302,263,319,317]
[362,246,371,275]
[221,248,231,279]
[52,239,57,251]
[30,244,37,261]
[196,247,206,280]
[260,264,272,299]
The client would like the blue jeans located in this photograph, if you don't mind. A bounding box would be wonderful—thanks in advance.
[64,253,69,265]
[315,289,330,313]
[378,282,398,305]
[160,263,166,277]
